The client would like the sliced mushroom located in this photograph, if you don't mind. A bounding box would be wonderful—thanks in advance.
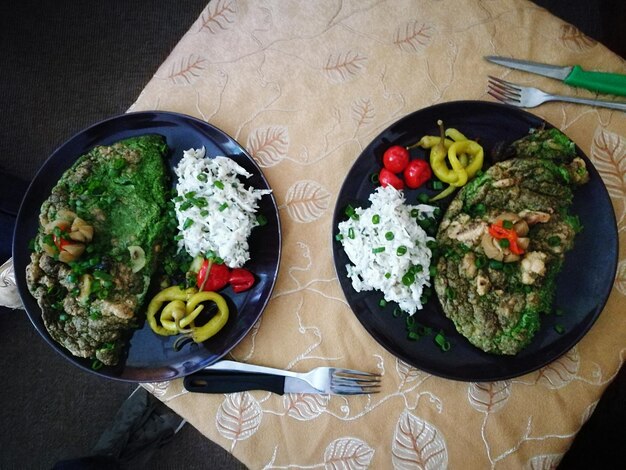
[58,243,85,263]
[519,210,551,225]
[69,217,94,243]
[481,232,504,261]
[495,212,529,236]
[128,246,146,273]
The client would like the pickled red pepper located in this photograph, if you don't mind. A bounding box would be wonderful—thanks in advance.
[488,221,525,255]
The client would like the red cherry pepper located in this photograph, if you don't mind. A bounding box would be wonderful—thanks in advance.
[403,159,432,189]
[488,221,524,255]
[229,268,255,293]
[382,145,410,173]
[379,168,405,190]
[197,260,230,292]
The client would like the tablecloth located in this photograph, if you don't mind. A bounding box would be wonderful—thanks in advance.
[134,1,626,467]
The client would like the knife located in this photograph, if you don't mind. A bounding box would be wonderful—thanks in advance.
[485,56,626,97]
[183,370,324,395]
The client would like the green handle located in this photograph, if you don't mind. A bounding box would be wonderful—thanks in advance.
[565,65,626,97]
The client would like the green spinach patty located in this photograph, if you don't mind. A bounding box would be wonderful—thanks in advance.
[26,135,172,366]
[433,129,589,355]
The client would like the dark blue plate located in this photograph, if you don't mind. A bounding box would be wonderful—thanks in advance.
[332,101,618,382]
[13,111,281,382]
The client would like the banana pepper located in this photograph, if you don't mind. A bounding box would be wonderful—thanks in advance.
[146,286,229,343]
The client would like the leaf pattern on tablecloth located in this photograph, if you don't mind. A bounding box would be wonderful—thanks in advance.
[391,410,448,469]
[351,98,375,132]
[615,259,626,297]
[535,347,579,389]
[216,392,262,443]
[393,21,433,53]
[590,127,626,202]
[167,54,207,85]
[198,0,237,33]
[560,24,597,51]
[524,453,563,470]
[283,393,330,420]
[284,180,331,223]
[246,126,289,167]
[323,437,375,470]
[396,359,425,385]
[323,51,368,83]
[468,381,511,413]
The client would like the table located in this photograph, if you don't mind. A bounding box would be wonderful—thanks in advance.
[127,1,626,467]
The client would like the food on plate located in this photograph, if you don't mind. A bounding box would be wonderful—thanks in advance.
[337,185,438,315]
[26,135,171,366]
[413,121,484,201]
[174,147,271,268]
[146,286,229,343]
[379,144,431,190]
[433,128,589,355]
[144,147,272,344]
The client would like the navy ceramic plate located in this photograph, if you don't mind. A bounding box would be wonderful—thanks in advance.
[13,111,281,382]
[332,101,618,382]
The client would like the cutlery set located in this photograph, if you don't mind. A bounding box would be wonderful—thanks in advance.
[184,360,381,396]
[485,56,626,111]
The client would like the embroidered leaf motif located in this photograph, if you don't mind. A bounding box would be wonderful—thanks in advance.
[394,21,433,53]
[351,98,375,130]
[615,259,626,297]
[468,381,511,413]
[396,359,424,384]
[590,127,626,201]
[323,51,367,82]
[216,392,262,442]
[168,55,206,85]
[246,126,289,167]
[284,180,331,223]
[392,410,448,470]
[560,24,597,51]
[323,437,374,470]
[283,393,329,420]
[525,453,563,470]
[199,0,237,33]
[535,347,579,389]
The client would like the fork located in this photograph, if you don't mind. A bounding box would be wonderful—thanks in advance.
[185,360,381,395]
[487,75,626,111]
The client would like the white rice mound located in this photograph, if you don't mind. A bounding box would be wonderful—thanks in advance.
[338,185,436,315]
[174,147,271,268]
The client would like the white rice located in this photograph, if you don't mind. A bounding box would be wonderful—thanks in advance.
[174,147,271,268]
[338,185,436,315]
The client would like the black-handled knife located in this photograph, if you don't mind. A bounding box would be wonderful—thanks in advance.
[183,370,321,395]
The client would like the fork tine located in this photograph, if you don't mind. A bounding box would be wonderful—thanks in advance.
[487,75,520,91]
[331,377,381,387]
[331,384,381,395]
[487,78,521,99]
[331,368,380,378]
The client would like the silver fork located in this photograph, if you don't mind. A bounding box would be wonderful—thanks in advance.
[487,75,626,111]
[203,360,381,395]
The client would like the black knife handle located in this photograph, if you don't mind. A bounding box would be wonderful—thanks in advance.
[183,370,286,395]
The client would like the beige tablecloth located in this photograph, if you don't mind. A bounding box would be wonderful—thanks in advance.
[134,1,626,468]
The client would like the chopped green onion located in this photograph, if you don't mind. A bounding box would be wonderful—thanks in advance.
[408,331,420,341]
[372,214,380,224]
[417,193,430,204]
[402,272,415,286]
[256,214,268,226]
[344,205,355,218]
[548,235,561,246]
[218,202,228,212]
[393,307,402,317]
[396,246,407,256]
[385,231,394,240]
[370,172,380,184]
[348,228,355,239]
[475,256,487,268]
[179,201,192,211]
[197,173,208,182]
[554,324,565,334]
[498,238,510,248]
[445,286,455,300]
[384,272,391,279]
[59,313,68,322]
[200,209,209,217]
[434,331,451,351]
[410,208,419,218]
[379,299,387,308]
[429,265,438,277]
[335,233,343,241]
[183,218,194,229]
[185,191,196,199]
[372,247,385,254]
[91,359,104,370]
[432,180,444,190]
[214,180,225,190]
[489,260,504,270]
[502,220,514,229]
